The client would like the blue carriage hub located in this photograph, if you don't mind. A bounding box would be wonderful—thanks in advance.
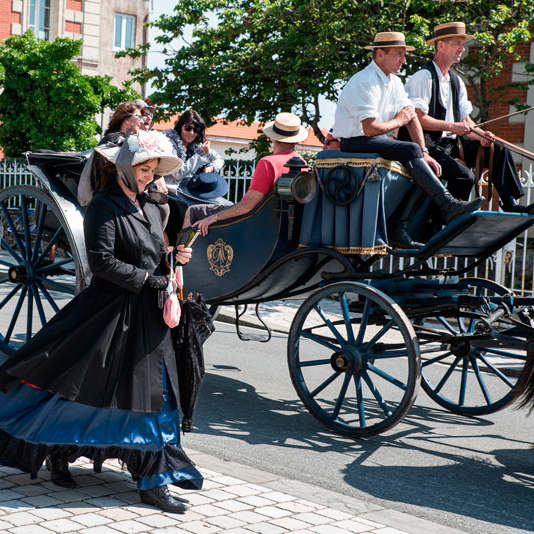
[1,148,534,439]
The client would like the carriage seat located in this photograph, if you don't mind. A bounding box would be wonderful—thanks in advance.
[299,149,413,254]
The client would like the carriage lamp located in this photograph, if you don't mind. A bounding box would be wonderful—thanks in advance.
[274,157,316,204]
[274,157,317,240]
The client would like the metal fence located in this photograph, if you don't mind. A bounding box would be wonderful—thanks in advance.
[2,157,534,295]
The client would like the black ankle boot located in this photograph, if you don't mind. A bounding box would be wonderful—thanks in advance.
[501,197,534,215]
[388,220,424,249]
[45,453,76,488]
[139,485,188,513]
[407,158,484,224]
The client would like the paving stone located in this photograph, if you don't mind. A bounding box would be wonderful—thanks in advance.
[112,491,142,504]
[238,495,275,507]
[200,479,223,490]
[179,520,221,533]
[10,525,56,534]
[108,519,152,533]
[0,519,12,529]
[293,512,331,526]
[13,485,49,497]
[331,519,383,533]
[205,515,247,529]
[311,526,355,534]
[184,493,216,506]
[84,497,128,508]
[0,466,23,476]
[2,511,41,526]
[258,492,296,504]
[151,528,190,534]
[104,481,137,493]
[124,503,174,517]
[0,489,25,501]
[222,530,254,534]
[228,510,271,524]
[51,489,90,503]
[210,475,244,486]
[315,509,355,521]
[277,502,318,514]
[246,522,289,534]
[224,485,263,497]
[4,474,44,486]
[45,517,89,532]
[73,476,104,487]
[98,508,139,521]
[192,503,231,517]
[92,471,130,483]
[71,513,112,527]
[79,527,122,534]
[371,529,408,534]
[271,517,314,531]
[21,495,64,508]
[202,488,238,501]
[215,500,253,513]
[0,479,15,490]
[136,513,180,528]
[76,485,115,498]
[253,505,292,519]
[58,502,97,514]
[29,508,73,520]
[0,499,34,511]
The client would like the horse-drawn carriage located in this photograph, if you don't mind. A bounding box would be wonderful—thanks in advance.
[1,148,533,439]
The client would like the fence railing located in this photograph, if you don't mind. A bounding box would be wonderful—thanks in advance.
[1,157,533,295]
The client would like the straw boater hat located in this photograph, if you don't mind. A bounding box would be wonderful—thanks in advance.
[426,22,474,45]
[364,31,415,51]
[263,112,309,144]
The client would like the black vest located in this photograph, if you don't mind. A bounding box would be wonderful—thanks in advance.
[398,61,462,147]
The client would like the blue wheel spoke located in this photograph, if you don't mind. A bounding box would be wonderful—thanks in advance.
[20,196,32,262]
[0,202,26,259]
[0,239,24,264]
[297,358,332,368]
[332,372,352,420]
[370,350,411,359]
[26,285,34,341]
[313,304,346,345]
[0,283,22,310]
[479,347,525,361]
[434,356,462,394]
[35,275,75,295]
[367,363,407,390]
[339,292,355,344]
[362,371,392,417]
[310,371,341,398]
[362,319,394,350]
[5,286,27,343]
[459,358,469,406]
[355,297,372,345]
[34,227,63,268]
[32,284,48,328]
[35,257,74,274]
[35,280,60,314]
[0,259,15,268]
[31,201,48,263]
[476,353,515,387]
[422,351,454,367]
[354,375,366,427]
[471,357,492,405]
[299,328,342,352]
[437,316,459,335]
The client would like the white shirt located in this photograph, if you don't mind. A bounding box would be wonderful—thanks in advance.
[405,61,473,138]
[333,60,413,139]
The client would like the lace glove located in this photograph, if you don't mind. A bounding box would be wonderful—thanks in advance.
[145,274,169,289]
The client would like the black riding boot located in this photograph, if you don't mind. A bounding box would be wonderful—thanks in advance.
[46,452,76,488]
[388,186,426,249]
[139,485,189,513]
[501,196,534,215]
[407,158,484,224]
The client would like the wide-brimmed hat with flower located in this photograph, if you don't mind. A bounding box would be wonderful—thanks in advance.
[95,130,183,176]
[426,22,474,45]
[364,31,415,51]
[263,112,309,144]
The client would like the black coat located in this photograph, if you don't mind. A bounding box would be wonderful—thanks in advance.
[0,181,180,413]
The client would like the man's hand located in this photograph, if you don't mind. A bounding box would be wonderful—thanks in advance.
[478,130,494,147]
[201,140,211,154]
[175,245,192,265]
[424,152,442,177]
[193,214,217,236]
[396,106,417,127]
[450,120,472,136]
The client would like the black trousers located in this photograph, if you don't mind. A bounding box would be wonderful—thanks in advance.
[340,136,422,165]
[430,137,523,202]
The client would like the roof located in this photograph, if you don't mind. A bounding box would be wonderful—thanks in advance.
[154,116,325,148]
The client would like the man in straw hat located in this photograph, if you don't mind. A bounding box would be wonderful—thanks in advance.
[333,31,483,248]
[405,22,533,213]
[187,112,309,234]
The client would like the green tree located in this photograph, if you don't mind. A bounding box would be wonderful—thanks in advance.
[0,32,136,157]
[132,0,534,143]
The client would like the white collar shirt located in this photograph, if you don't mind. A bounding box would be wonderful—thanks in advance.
[405,61,473,138]
[333,60,413,139]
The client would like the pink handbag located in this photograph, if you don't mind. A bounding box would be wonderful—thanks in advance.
[163,292,181,328]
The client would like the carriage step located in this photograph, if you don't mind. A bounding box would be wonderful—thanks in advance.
[234,303,272,343]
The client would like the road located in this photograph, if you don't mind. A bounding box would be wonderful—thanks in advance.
[185,321,534,534]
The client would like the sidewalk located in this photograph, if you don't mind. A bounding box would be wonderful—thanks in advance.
[0,450,467,534]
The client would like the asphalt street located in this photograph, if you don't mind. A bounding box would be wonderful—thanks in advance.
[185,321,534,534]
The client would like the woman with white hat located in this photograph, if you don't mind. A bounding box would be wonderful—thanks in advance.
[0,130,202,514]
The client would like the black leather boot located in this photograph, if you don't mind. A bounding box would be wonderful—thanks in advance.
[45,453,76,488]
[139,485,189,513]
[407,158,484,224]
[501,197,534,215]
[388,220,424,249]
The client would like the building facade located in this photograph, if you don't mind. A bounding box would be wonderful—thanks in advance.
[0,0,149,90]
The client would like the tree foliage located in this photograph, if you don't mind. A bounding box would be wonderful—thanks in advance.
[133,0,534,143]
[0,32,136,157]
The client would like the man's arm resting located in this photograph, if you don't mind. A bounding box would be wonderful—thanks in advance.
[415,108,471,136]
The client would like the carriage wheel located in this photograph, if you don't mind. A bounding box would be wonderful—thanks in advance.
[0,186,85,356]
[414,277,526,415]
[288,282,421,438]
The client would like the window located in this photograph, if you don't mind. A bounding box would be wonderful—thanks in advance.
[114,14,136,50]
[29,0,51,40]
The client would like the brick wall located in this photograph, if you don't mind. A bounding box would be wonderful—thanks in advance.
[66,0,83,11]
[65,21,82,34]
[0,0,20,41]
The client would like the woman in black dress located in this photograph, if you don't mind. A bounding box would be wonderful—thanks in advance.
[0,130,202,514]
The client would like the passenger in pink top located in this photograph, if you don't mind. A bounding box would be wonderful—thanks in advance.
[184,112,309,234]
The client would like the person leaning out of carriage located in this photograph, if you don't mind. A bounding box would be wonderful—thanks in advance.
[0,129,202,514]
[332,31,484,249]
[186,112,309,234]
[404,21,534,215]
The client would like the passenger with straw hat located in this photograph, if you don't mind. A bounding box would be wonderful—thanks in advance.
[333,31,483,249]
[405,22,533,214]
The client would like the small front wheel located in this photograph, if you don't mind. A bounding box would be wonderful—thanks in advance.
[287,282,421,438]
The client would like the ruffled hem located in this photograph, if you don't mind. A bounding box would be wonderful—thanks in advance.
[0,429,202,489]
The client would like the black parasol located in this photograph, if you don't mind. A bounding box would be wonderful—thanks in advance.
[171,293,215,432]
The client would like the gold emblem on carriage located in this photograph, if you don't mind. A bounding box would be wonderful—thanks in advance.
[207,238,234,276]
